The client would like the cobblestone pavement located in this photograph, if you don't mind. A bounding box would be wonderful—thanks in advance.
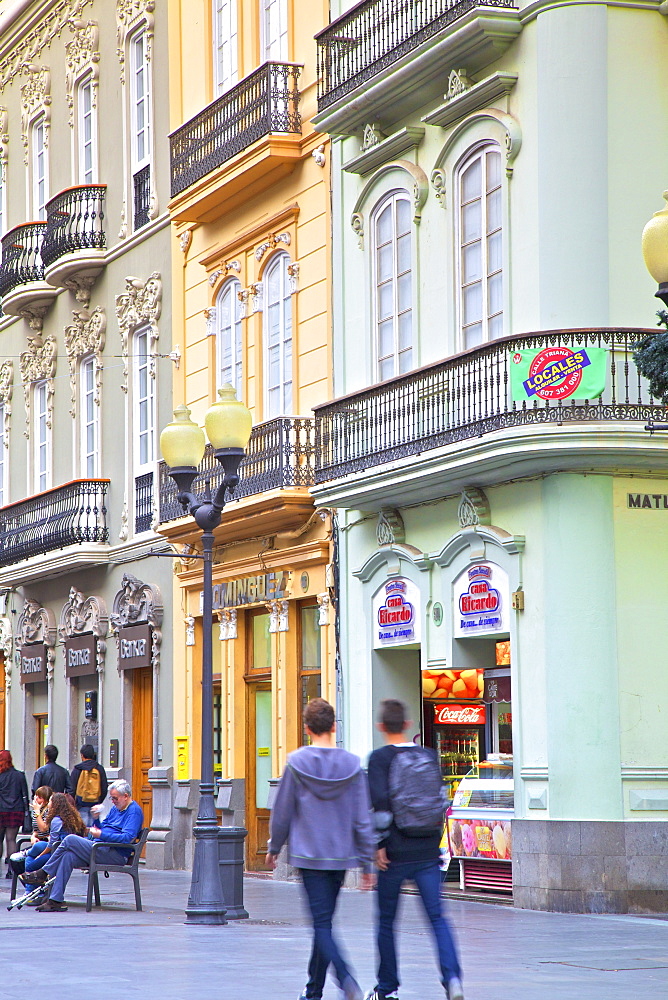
[1,871,666,999]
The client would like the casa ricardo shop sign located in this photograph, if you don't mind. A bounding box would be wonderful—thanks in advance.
[373,577,421,648]
[20,643,48,684]
[453,563,509,638]
[434,703,486,725]
[64,633,97,678]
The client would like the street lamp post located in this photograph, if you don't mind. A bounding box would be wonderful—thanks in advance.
[641,192,668,432]
[160,385,252,925]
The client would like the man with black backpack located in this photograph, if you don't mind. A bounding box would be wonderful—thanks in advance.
[31,746,73,796]
[365,699,463,1000]
[70,744,107,826]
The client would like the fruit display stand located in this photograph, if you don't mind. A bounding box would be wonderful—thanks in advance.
[446,757,514,896]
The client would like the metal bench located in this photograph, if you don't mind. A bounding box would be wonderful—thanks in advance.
[85,827,149,912]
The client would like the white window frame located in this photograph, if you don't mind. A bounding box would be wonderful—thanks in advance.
[130,29,151,173]
[456,143,504,350]
[261,0,288,62]
[0,161,6,239]
[372,190,414,382]
[0,403,6,507]
[77,73,97,185]
[216,279,243,395]
[80,355,99,478]
[31,115,48,220]
[264,252,292,419]
[33,380,51,493]
[214,0,238,94]
[133,327,155,472]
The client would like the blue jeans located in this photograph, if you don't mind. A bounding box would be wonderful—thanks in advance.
[25,842,50,873]
[299,868,354,997]
[43,834,126,902]
[376,858,461,993]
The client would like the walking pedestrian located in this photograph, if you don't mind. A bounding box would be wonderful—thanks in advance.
[265,697,376,1000]
[0,750,30,879]
[366,699,464,1000]
[31,745,73,796]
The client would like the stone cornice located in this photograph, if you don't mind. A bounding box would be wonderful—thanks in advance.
[519,0,663,23]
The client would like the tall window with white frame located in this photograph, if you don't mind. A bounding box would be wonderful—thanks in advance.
[214,0,238,94]
[77,75,96,184]
[0,156,6,239]
[265,253,292,418]
[130,29,151,232]
[261,0,288,61]
[80,355,98,477]
[216,279,243,395]
[133,327,155,533]
[373,192,413,381]
[458,144,503,349]
[32,116,48,220]
[33,380,50,493]
[0,403,5,508]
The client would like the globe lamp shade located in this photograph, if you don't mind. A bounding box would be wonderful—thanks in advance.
[204,384,253,454]
[160,405,206,470]
[642,191,668,285]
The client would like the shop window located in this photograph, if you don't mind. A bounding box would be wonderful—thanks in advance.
[299,603,321,744]
[247,610,271,674]
[372,191,413,381]
[457,144,503,349]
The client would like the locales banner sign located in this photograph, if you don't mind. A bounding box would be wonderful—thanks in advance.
[509,346,606,402]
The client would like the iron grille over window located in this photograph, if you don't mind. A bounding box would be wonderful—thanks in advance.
[170,62,302,197]
[135,471,154,533]
[0,480,109,567]
[0,222,47,298]
[316,0,518,111]
[41,185,106,268]
[158,417,315,524]
[133,164,151,231]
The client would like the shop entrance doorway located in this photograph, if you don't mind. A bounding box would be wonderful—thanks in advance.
[245,609,273,871]
[131,666,153,829]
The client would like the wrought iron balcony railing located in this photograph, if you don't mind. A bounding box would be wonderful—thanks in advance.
[0,479,109,567]
[0,222,47,299]
[170,62,302,198]
[159,417,315,524]
[314,329,668,484]
[133,165,151,230]
[135,471,154,534]
[41,185,106,268]
[316,0,518,111]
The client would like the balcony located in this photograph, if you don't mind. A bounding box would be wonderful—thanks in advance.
[170,62,303,223]
[158,417,316,542]
[0,222,57,329]
[42,185,106,305]
[313,329,668,507]
[0,480,109,577]
[314,0,521,134]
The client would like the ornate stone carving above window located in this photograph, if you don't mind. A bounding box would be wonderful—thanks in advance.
[208,259,241,286]
[58,587,108,675]
[317,593,330,626]
[350,159,429,249]
[267,600,289,633]
[204,306,216,337]
[458,488,491,528]
[65,19,100,126]
[116,0,155,82]
[0,360,13,441]
[17,599,57,681]
[110,572,163,674]
[255,232,291,261]
[362,123,385,150]
[21,66,51,165]
[0,107,8,184]
[377,508,406,546]
[431,168,446,208]
[65,307,106,417]
[20,336,56,439]
[217,608,237,641]
[445,68,472,101]
[0,0,92,91]
[185,616,195,646]
[287,262,300,294]
[115,271,161,392]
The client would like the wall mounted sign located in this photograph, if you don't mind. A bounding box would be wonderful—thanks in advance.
[117,623,152,670]
[627,493,668,509]
[483,674,511,704]
[20,643,47,684]
[432,602,443,626]
[202,571,292,611]
[510,346,606,402]
[434,703,486,725]
[64,633,97,678]
[453,563,509,638]
[373,577,421,648]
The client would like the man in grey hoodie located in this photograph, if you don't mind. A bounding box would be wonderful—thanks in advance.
[266,697,376,1000]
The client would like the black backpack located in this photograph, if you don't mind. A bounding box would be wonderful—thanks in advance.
[388,747,446,837]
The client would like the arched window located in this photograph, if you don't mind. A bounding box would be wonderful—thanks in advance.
[216,279,242,394]
[373,192,413,381]
[457,144,503,349]
[264,252,292,418]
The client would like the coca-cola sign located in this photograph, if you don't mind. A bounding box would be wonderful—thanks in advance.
[434,703,486,726]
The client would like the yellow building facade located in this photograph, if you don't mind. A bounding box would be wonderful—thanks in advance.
[164,0,332,869]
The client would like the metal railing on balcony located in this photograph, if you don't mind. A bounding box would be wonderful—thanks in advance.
[133,165,151,231]
[0,479,109,567]
[41,185,106,268]
[0,222,47,299]
[316,0,518,111]
[135,471,154,534]
[158,417,315,524]
[170,62,302,198]
[314,329,668,484]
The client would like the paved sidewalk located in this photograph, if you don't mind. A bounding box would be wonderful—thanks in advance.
[1,870,667,999]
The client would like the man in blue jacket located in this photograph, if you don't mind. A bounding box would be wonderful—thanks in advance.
[23,779,143,912]
[266,697,376,1000]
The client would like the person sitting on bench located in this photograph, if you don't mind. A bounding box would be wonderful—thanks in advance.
[23,779,143,912]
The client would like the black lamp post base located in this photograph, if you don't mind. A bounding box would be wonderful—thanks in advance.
[185,823,228,925]
[655,283,668,308]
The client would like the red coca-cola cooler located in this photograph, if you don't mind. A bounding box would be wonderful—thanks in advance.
[429,702,486,801]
